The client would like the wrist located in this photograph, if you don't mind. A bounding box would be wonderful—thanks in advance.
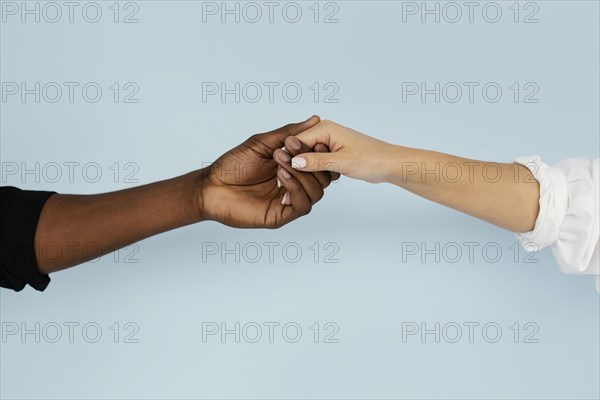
[191,167,211,223]
[381,144,413,185]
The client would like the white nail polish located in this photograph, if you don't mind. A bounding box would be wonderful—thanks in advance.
[277,178,281,188]
[291,157,306,169]
[281,192,288,205]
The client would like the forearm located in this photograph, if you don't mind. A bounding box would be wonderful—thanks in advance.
[385,146,540,233]
[34,169,206,274]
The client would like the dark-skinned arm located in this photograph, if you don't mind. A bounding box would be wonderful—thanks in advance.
[33,116,330,275]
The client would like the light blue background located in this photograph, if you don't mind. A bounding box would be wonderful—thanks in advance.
[1,1,599,399]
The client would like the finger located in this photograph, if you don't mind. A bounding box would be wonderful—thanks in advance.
[289,150,341,174]
[314,143,341,181]
[293,120,333,149]
[258,115,321,149]
[274,150,324,204]
[313,143,328,152]
[288,115,321,135]
[284,136,332,189]
[277,167,312,220]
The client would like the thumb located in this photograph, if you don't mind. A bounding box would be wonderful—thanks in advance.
[294,120,333,149]
[291,152,343,174]
[288,115,321,135]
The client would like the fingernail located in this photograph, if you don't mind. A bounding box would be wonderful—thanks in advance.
[281,192,288,205]
[288,136,301,150]
[278,150,291,163]
[282,169,291,179]
[285,194,292,205]
[281,146,286,151]
[277,178,282,188]
[291,157,306,169]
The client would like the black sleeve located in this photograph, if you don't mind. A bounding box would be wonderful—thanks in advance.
[0,186,56,292]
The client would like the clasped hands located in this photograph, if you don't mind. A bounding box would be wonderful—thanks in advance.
[199,115,340,229]
[200,114,395,228]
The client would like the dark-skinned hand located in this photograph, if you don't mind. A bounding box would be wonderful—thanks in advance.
[199,116,333,229]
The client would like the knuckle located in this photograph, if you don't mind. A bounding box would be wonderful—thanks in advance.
[268,221,282,230]
[320,173,332,188]
[312,154,324,170]
[320,119,336,130]
[315,190,324,202]
[245,133,261,145]
[303,203,312,215]
[284,135,295,148]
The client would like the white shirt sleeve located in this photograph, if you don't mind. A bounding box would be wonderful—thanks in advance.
[514,156,600,293]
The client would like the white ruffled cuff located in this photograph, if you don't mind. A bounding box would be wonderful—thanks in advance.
[515,156,599,292]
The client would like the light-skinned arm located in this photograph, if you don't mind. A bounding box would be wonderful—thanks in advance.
[286,120,540,233]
